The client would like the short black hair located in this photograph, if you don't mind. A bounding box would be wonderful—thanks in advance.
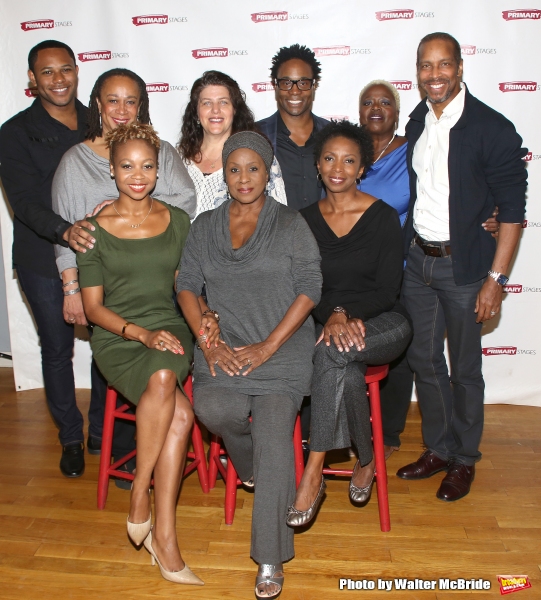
[28,40,76,72]
[270,44,322,82]
[417,32,462,66]
[86,68,150,142]
[313,120,374,175]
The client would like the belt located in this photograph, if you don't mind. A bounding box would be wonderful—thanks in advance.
[414,234,452,257]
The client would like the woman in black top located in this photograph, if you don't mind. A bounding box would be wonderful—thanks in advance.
[286,121,412,527]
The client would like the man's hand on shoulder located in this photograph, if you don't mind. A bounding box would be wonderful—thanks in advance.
[63,220,96,253]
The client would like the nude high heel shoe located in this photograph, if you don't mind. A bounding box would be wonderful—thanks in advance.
[127,486,151,546]
[143,529,204,586]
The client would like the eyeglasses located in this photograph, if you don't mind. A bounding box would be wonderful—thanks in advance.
[275,78,315,91]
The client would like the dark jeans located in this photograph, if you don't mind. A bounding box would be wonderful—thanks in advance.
[16,264,105,445]
[402,243,485,466]
[380,348,414,447]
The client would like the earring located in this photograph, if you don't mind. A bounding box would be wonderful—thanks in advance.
[395,121,398,130]
[196,119,200,126]
[356,177,361,184]
[226,190,230,200]
[157,173,159,179]
[316,172,322,181]
[99,112,102,129]
[110,173,114,180]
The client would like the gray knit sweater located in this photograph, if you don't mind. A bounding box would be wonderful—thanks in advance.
[177,197,322,402]
[52,140,196,275]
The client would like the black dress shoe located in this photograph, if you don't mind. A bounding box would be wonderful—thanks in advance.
[396,449,448,480]
[60,442,85,478]
[114,456,136,490]
[436,462,475,502]
[87,435,102,455]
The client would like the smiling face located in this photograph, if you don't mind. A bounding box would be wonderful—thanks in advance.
[317,136,364,194]
[225,148,268,205]
[359,84,398,137]
[197,85,235,137]
[417,39,463,112]
[110,139,158,201]
[274,58,316,118]
[28,48,78,109]
[97,76,141,135]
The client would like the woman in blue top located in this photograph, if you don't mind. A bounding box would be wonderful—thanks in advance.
[358,80,412,459]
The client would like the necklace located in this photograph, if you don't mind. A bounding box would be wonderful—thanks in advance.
[201,150,221,170]
[373,133,396,164]
[113,198,154,228]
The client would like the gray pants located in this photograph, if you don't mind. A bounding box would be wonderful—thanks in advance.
[193,387,298,564]
[310,312,412,466]
[402,243,485,465]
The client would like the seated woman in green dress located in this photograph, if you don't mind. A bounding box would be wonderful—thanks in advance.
[77,124,203,586]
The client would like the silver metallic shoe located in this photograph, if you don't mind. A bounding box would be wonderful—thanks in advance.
[255,563,284,599]
[349,461,375,504]
[286,476,326,527]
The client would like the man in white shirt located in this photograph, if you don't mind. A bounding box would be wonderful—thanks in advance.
[397,33,527,501]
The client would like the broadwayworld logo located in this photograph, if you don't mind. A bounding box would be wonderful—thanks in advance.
[498,575,532,594]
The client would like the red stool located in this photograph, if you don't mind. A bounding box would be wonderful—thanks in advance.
[208,414,305,525]
[97,376,209,509]
[322,364,391,532]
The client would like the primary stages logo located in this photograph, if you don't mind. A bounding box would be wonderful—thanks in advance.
[78,50,111,62]
[504,283,541,293]
[132,15,187,26]
[483,346,536,356]
[252,82,274,92]
[376,9,414,20]
[314,45,350,56]
[251,11,288,22]
[192,47,229,59]
[502,9,541,20]
[499,81,537,92]
[146,83,169,93]
[390,80,412,90]
[20,19,72,31]
[461,45,497,55]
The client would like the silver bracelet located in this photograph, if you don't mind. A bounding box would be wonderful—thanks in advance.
[63,287,81,296]
[62,279,79,288]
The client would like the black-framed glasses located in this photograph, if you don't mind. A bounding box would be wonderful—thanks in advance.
[275,78,315,91]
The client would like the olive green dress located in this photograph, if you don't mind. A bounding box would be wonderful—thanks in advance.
[77,203,193,404]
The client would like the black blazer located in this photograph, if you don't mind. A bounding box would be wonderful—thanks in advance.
[403,86,527,286]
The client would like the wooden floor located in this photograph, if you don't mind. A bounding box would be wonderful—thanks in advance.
[0,368,540,599]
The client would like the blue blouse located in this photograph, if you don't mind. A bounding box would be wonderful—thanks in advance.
[358,142,409,227]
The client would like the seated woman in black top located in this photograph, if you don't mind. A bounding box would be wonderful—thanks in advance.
[287,121,412,526]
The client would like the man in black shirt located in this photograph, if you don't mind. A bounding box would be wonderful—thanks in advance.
[257,44,328,211]
[0,40,104,477]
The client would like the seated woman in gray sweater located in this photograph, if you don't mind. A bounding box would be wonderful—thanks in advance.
[177,131,321,600]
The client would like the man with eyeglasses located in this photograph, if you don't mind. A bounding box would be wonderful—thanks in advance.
[257,44,328,211]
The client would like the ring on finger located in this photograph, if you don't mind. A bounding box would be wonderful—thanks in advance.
[339,332,345,336]
[247,360,252,366]
[159,341,165,347]
[214,359,219,365]
[490,311,496,316]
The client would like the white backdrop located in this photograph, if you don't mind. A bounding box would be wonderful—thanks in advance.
[0,1,539,404]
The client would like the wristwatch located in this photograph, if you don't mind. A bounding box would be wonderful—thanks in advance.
[333,306,350,318]
[488,270,509,286]
[202,309,220,322]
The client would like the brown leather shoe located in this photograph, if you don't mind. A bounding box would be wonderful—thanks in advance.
[436,462,475,502]
[396,449,448,480]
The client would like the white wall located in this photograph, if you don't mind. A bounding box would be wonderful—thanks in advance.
[0,1,539,402]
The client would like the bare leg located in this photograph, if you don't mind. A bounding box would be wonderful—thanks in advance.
[129,370,193,573]
[351,456,375,488]
[291,450,326,511]
[152,387,193,572]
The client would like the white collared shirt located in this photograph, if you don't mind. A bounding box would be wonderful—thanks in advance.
[412,83,466,241]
